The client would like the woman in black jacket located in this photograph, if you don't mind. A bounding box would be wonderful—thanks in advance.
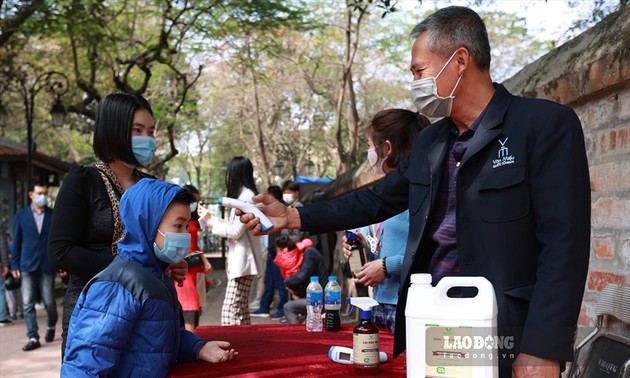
[48,93,187,356]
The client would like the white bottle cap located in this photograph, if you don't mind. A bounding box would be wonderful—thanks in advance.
[410,273,432,285]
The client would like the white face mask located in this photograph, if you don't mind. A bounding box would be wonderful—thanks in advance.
[411,50,462,118]
[282,193,296,204]
[367,148,385,176]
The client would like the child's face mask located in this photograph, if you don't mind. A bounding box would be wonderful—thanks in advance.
[153,229,190,264]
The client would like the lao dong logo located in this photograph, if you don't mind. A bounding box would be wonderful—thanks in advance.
[442,335,514,350]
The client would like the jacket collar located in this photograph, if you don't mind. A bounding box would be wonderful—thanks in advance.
[459,83,512,166]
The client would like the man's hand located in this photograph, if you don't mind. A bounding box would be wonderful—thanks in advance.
[238,194,299,236]
[12,269,20,279]
[197,341,238,363]
[167,260,188,287]
[512,353,560,377]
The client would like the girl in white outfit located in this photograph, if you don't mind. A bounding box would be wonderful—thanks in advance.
[198,157,262,325]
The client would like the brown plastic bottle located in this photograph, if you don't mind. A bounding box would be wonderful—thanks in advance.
[353,309,380,375]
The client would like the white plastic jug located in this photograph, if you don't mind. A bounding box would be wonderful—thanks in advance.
[405,274,498,378]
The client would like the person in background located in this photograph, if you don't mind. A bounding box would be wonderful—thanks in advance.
[4,235,23,321]
[0,222,12,326]
[281,181,302,208]
[62,179,236,377]
[11,181,57,351]
[280,235,327,325]
[176,184,213,331]
[342,109,429,334]
[251,186,289,319]
[48,93,187,356]
[307,190,337,276]
[197,157,263,326]
[239,6,590,377]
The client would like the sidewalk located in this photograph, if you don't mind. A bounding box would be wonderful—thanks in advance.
[0,268,280,377]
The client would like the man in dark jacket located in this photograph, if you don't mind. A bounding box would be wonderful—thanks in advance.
[11,181,57,351]
[240,6,590,378]
[283,247,328,324]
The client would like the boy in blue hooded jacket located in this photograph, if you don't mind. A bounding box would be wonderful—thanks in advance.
[62,178,237,377]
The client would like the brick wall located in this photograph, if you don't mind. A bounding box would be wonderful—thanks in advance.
[505,6,630,327]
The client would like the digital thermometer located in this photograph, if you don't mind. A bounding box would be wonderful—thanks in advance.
[218,197,274,232]
[328,346,388,365]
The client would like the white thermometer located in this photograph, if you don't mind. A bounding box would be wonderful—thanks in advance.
[218,197,274,232]
[328,346,388,365]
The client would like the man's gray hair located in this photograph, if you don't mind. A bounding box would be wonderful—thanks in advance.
[410,6,491,70]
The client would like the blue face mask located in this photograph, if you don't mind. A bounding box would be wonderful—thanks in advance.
[131,135,156,167]
[33,194,48,207]
[153,229,190,265]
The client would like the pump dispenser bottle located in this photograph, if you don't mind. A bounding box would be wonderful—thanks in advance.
[348,297,380,375]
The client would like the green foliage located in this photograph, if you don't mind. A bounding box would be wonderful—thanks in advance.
[1,0,625,197]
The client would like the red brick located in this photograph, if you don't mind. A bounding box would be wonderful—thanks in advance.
[599,133,607,154]
[592,236,615,259]
[597,125,630,155]
[587,271,628,292]
[589,162,630,193]
[592,197,630,228]
[577,304,591,326]
[609,130,617,150]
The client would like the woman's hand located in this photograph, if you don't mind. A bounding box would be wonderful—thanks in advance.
[167,259,188,287]
[197,341,238,363]
[197,202,211,223]
[341,232,366,260]
[354,259,386,287]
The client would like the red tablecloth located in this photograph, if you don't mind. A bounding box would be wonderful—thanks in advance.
[169,324,406,377]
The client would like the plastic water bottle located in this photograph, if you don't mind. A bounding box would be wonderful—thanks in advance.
[324,276,341,331]
[306,276,323,332]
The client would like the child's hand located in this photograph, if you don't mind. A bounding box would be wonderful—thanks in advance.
[168,260,188,287]
[198,341,238,363]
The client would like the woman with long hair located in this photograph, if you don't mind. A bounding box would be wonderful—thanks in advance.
[198,157,263,325]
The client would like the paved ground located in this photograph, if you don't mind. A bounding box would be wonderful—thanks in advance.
[0,268,278,377]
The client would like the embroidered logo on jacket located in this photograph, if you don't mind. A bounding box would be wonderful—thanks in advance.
[492,138,515,168]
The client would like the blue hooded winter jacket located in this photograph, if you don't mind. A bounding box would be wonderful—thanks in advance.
[61,178,206,377]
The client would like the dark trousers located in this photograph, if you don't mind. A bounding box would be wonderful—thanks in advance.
[259,255,288,313]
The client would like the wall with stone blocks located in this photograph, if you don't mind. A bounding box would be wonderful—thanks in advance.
[505,6,630,328]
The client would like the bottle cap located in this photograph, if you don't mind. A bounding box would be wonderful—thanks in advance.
[328,275,337,281]
[410,273,432,285]
[344,230,357,241]
[310,276,318,282]
[359,309,371,320]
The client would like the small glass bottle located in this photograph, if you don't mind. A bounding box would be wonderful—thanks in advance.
[345,230,366,277]
[353,307,380,375]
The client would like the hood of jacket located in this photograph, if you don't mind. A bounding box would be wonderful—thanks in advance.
[117,178,185,276]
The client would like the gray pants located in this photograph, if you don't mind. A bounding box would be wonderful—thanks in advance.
[283,298,306,324]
